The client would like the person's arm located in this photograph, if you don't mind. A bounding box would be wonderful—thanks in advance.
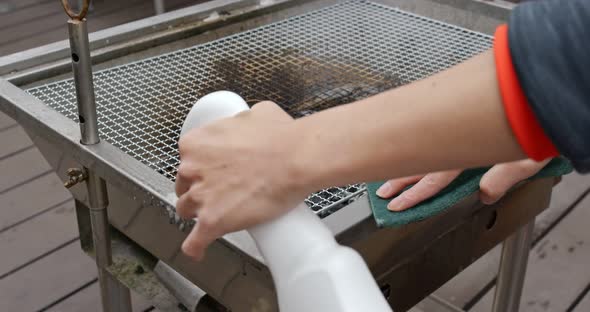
[176,0,590,260]
[373,0,590,211]
[297,0,590,192]
[291,50,526,192]
[175,50,525,260]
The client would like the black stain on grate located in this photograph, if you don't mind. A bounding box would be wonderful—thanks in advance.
[200,48,404,118]
[27,0,491,215]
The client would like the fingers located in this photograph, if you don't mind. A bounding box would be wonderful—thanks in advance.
[250,101,293,121]
[176,171,201,202]
[387,170,462,211]
[176,184,203,219]
[176,139,202,197]
[376,175,424,198]
[181,218,218,261]
[175,171,191,198]
[176,185,214,261]
[479,158,551,205]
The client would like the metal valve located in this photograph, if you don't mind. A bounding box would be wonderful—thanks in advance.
[64,168,88,188]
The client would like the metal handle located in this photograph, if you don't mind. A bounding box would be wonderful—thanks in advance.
[61,0,90,20]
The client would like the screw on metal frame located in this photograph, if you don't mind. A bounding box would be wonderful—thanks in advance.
[63,167,88,188]
[61,0,90,21]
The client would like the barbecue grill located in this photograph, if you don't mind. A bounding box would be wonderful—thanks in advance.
[0,1,553,311]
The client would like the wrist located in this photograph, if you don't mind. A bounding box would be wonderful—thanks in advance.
[283,120,323,197]
[285,106,366,194]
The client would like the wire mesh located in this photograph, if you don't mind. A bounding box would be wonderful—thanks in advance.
[27,0,492,217]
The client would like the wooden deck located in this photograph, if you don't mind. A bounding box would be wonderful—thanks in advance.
[0,0,202,57]
[1,1,590,311]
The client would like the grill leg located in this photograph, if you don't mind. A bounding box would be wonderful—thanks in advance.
[98,267,132,312]
[87,172,132,312]
[492,220,534,312]
[65,17,133,312]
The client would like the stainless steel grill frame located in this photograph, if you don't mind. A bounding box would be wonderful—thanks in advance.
[26,0,491,216]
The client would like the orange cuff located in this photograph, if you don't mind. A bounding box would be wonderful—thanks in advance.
[494,24,559,160]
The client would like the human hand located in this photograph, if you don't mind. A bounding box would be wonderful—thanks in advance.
[376,158,551,211]
[175,101,307,260]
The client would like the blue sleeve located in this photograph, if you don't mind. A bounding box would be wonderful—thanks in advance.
[508,0,590,172]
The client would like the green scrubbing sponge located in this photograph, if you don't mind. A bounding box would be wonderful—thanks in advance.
[367,158,573,228]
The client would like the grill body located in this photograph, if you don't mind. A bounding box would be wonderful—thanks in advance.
[27,0,491,217]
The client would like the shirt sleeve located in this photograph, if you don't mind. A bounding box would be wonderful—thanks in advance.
[505,0,590,172]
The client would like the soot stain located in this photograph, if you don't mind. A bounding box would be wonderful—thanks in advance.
[145,48,404,179]
[199,48,404,118]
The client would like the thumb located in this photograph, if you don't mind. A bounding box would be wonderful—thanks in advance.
[181,221,218,261]
[250,101,293,121]
[479,159,550,205]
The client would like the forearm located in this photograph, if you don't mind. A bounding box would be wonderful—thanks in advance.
[292,50,525,191]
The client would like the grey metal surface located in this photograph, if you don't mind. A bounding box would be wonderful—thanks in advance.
[68,19,101,145]
[492,220,535,312]
[89,173,133,312]
[27,0,492,217]
[98,268,133,312]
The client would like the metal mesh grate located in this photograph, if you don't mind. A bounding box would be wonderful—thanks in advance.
[27,0,491,217]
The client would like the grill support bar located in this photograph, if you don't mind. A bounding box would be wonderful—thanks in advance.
[67,18,132,312]
[68,19,100,145]
[492,220,535,312]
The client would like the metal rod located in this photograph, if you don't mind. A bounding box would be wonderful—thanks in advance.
[67,19,100,145]
[154,261,207,312]
[67,18,132,312]
[98,265,133,312]
[87,171,111,265]
[492,220,535,312]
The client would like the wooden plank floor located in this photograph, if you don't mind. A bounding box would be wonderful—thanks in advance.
[1,1,590,311]
[0,0,204,57]
[425,173,590,311]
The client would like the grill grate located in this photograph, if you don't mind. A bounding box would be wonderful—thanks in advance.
[27,0,491,217]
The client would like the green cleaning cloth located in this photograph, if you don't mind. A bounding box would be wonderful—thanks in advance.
[367,158,573,228]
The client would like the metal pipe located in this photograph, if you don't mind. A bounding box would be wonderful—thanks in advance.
[492,220,535,312]
[67,19,100,145]
[67,18,132,312]
[154,261,207,312]
[98,267,133,312]
[87,171,111,266]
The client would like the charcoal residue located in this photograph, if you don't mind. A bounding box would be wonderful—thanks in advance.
[199,48,404,118]
[147,48,404,180]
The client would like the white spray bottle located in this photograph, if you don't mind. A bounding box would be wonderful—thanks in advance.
[180,91,392,312]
